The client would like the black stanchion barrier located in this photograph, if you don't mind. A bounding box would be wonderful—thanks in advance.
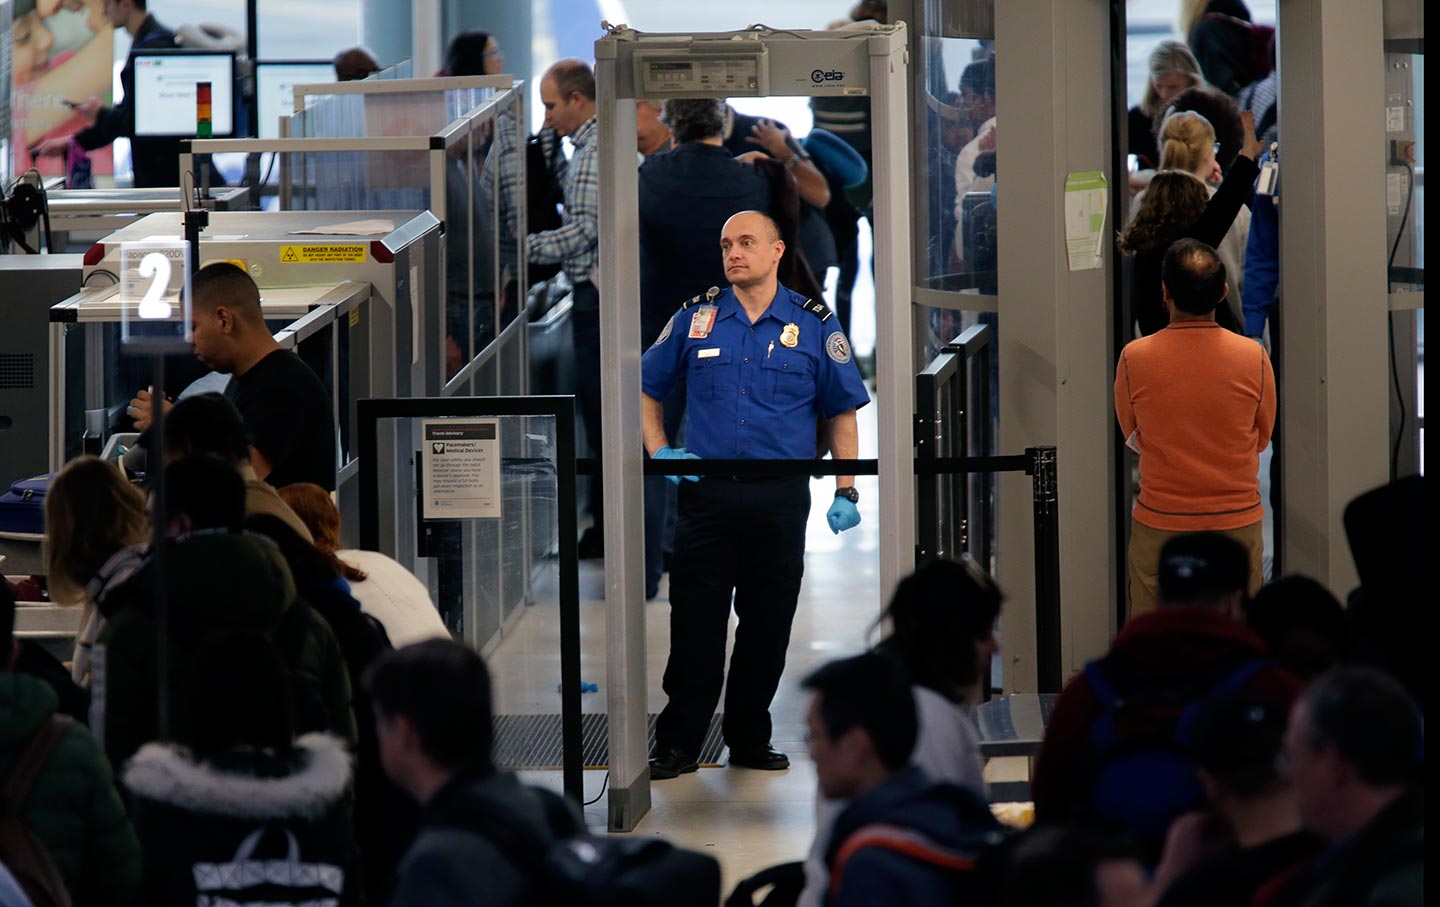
[357,396,583,802]
[582,444,1065,693]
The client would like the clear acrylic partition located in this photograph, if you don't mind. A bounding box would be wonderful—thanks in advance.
[1384,48,1424,475]
[369,408,587,791]
[188,82,528,398]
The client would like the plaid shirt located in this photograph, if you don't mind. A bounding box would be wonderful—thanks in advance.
[530,116,599,284]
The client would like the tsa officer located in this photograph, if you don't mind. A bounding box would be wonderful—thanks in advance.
[641,210,870,779]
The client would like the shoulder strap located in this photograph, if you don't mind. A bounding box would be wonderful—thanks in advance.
[828,823,976,900]
[798,297,835,324]
[680,286,723,311]
[2,717,72,815]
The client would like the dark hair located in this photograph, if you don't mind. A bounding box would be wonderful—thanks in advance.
[187,630,295,756]
[164,455,246,531]
[1162,238,1228,315]
[803,652,917,771]
[959,58,995,97]
[1245,576,1349,681]
[546,58,596,102]
[1117,171,1209,255]
[1161,86,1243,169]
[1002,827,1138,907]
[244,514,338,588]
[1,581,15,668]
[192,261,263,323]
[876,557,1002,699]
[1191,690,1293,798]
[1299,668,1421,787]
[662,99,726,144]
[443,30,493,77]
[364,639,494,772]
[163,393,251,464]
[1157,530,1250,605]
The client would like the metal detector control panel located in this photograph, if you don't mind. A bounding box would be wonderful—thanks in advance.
[634,46,769,97]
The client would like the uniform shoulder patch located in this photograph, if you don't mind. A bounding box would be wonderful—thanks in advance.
[653,316,675,346]
[799,297,835,323]
[826,331,852,364]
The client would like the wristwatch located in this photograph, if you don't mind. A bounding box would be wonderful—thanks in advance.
[835,486,860,504]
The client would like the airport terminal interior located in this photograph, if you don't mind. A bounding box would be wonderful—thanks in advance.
[0,0,1425,904]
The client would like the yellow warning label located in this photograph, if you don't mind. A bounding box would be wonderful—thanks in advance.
[279,244,367,264]
[349,308,361,328]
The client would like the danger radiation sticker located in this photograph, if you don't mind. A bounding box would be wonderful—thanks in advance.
[279,244,367,263]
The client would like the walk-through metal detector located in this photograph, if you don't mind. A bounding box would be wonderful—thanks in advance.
[595,22,912,830]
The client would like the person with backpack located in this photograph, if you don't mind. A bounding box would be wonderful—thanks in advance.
[804,652,1004,907]
[123,631,359,906]
[367,638,578,906]
[369,638,721,907]
[1,583,140,907]
[91,455,356,773]
[1030,532,1300,864]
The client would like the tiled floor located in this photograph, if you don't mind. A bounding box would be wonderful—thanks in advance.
[496,411,885,893]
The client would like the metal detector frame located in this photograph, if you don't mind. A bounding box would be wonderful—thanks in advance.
[594,22,912,831]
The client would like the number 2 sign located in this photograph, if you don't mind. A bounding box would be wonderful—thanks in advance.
[119,241,192,351]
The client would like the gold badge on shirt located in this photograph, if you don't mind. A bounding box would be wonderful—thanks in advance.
[780,323,800,348]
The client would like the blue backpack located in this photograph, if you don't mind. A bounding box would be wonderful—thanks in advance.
[1084,658,1268,837]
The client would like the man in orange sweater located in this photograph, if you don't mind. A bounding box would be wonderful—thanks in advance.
[1115,238,1276,617]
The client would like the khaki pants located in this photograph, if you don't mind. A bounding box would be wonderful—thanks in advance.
[1127,519,1265,620]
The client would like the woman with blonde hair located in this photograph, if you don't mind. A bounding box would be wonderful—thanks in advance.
[1130,41,1205,172]
[44,455,148,686]
[1119,110,1265,335]
[1151,109,1252,325]
[277,483,448,647]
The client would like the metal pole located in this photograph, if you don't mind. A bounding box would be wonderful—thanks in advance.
[555,397,582,803]
[149,353,168,738]
[1029,446,1061,692]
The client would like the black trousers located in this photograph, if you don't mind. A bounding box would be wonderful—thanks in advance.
[655,476,811,756]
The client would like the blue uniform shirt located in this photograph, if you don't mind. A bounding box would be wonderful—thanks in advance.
[642,283,871,460]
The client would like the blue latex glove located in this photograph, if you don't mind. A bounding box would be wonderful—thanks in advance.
[653,446,701,485]
[826,497,861,534]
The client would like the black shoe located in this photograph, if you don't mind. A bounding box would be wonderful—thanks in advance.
[727,745,790,771]
[649,746,699,780]
[577,527,604,560]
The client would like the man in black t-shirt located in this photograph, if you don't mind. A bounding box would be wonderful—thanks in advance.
[130,263,335,490]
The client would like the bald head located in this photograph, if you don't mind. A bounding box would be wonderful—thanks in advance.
[725,210,782,243]
[720,211,785,292]
[540,58,597,138]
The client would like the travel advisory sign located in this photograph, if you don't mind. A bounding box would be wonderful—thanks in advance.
[421,419,501,520]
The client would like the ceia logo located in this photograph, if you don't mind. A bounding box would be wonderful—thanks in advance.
[811,69,845,84]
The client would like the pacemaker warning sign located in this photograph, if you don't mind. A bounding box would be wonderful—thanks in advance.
[279,244,367,263]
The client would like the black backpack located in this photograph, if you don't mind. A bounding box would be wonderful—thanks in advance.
[481,785,721,907]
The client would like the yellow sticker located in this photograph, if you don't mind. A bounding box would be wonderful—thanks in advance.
[279,244,367,264]
[349,308,360,328]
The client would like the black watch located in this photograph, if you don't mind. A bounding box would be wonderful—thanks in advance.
[835,486,859,504]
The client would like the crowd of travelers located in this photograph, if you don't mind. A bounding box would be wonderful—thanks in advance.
[1,3,1421,906]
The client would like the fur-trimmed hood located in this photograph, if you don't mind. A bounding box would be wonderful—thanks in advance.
[123,733,352,820]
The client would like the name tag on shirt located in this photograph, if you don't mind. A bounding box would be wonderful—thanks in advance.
[697,347,721,359]
[689,306,718,338]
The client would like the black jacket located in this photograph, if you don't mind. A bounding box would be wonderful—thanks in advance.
[74,15,182,188]
[123,734,360,906]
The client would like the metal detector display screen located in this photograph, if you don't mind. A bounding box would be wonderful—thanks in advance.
[133,53,235,137]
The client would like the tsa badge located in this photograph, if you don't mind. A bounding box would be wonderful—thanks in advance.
[689,306,718,339]
[826,332,852,364]
[780,322,800,348]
